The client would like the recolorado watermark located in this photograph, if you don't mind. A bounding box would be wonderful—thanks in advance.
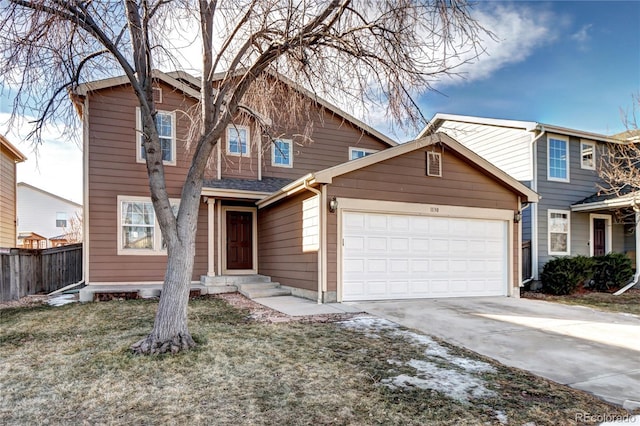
[575,412,638,423]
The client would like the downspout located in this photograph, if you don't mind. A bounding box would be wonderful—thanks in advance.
[530,127,546,281]
[520,201,534,284]
[303,179,324,304]
[614,201,640,295]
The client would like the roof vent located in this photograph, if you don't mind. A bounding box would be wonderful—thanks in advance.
[152,87,163,104]
[426,151,442,177]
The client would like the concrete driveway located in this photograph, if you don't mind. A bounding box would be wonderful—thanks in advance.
[351,297,640,408]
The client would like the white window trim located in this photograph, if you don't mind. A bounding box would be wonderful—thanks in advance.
[580,140,596,170]
[547,135,570,182]
[271,139,293,168]
[548,209,571,256]
[117,195,179,256]
[226,125,251,157]
[348,146,378,160]
[589,213,612,257]
[135,107,177,166]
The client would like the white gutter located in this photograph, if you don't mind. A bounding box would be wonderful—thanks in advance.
[530,128,546,281]
[614,203,640,295]
[303,179,324,304]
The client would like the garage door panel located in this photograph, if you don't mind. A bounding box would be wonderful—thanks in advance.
[342,211,508,301]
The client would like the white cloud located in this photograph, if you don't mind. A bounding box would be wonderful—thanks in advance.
[1,113,83,204]
[571,23,592,43]
[438,3,561,86]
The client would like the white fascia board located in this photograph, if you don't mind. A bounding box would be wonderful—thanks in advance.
[418,113,537,138]
[201,187,272,200]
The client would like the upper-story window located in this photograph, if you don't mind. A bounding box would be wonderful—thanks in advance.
[349,147,378,160]
[581,141,596,170]
[56,212,67,228]
[227,125,250,157]
[136,108,176,166]
[547,136,569,182]
[272,139,293,167]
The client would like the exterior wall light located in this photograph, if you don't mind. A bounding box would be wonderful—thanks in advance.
[514,211,522,223]
[329,197,338,213]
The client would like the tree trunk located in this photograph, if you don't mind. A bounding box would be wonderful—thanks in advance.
[130,240,197,355]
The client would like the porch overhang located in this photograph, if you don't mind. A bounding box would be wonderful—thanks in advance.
[571,191,640,212]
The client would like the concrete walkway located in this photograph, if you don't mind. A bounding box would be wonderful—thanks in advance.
[253,295,363,316]
[350,297,640,409]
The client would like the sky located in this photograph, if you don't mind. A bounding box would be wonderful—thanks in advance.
[1,0,639,204]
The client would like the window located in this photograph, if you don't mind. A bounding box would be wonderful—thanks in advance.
[426,151,442,177]
[136,108,176,166]
[349,147,378,160]
[547,136,569,181]
[272,139,293,167]
[227,125,250,157]
[548,210,570,255]
[56,212,67,228]
[581,141,595,170]
[117,196,179,255]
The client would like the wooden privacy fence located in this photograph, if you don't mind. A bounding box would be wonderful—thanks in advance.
[0,243,82,301]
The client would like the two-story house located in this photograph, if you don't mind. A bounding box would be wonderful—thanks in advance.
[17,182,83,248]
[73,71,536,303]
[0,135,27,248]
[420,114,637,284]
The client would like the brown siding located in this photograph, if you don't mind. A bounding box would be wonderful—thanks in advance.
[262,109,389,179]
[325,147,520,293]
[258,191,318,292]
[87,83,207,283]
[0,147,17,247]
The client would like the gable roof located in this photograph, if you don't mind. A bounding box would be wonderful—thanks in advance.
[1,135,27,162]
[419,113,624,144]
[257,132,540,208]
[75,69,397,148]
[17,182,82,208]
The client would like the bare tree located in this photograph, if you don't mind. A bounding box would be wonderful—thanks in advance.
[598,94,640,200]
[63,212,83,244]
[1,0,488,354]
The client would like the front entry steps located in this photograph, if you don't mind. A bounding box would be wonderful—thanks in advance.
[200,274,291,299]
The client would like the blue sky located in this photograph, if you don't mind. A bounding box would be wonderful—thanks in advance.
[404,1,640,139]
[1,1,639,203]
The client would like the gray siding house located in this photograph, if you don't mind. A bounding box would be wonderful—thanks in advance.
[420,114,636,282]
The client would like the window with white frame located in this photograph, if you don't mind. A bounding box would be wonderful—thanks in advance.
[118,196,179,255]
[56,212,67,228]
[548,209,570,255]
[547,136,569,181]
[349,147,378,160]
[136,108,176,165]
[272,139,293,167]
[581,141,595,170]
[227,125,250,156]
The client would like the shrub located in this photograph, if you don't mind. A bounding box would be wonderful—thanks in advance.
[590,253,633,292]
[540,256,593,295]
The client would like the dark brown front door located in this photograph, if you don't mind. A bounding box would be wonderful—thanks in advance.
[593,218,606,256]
[226,211,253,270]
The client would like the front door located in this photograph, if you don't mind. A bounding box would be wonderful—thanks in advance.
[593,218,606,256]
[226,211,253,270]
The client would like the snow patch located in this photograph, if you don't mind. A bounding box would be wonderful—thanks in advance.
[495,410,508,424]
[48,294,77,307]
[339,316,497,403]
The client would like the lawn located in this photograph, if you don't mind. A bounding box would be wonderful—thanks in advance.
[0,295,632,425]
[524,289,640,316]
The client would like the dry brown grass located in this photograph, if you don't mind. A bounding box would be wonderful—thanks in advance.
[0,295,631,425]
[524,289,640,316]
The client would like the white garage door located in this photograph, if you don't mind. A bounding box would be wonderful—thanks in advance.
[342,211,508,301]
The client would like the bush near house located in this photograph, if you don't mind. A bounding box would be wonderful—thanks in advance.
[540,253,634,295]
[590,253,633,291]
[540,256,593,295]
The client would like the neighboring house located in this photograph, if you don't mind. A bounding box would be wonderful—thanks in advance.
[0,135,27,248]
[420,114,635,282]
[72,71,536,302]
[17,182,83,248]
